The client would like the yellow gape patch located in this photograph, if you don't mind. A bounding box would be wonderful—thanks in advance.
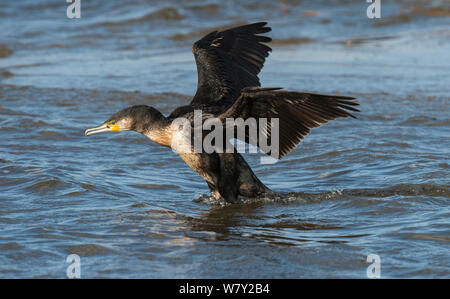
[107,122,120,131]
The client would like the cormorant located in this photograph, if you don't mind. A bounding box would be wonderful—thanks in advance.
[85,22,359,203]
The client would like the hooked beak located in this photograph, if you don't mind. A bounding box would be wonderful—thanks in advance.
[85,123,120,136]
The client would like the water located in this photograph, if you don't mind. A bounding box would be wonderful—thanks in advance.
[0,0,449,278]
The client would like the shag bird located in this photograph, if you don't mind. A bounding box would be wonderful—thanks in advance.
[85,22,359,203]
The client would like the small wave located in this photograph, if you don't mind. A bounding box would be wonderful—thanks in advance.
[0,45,13,58]
[404,233,450,242]
[168,23,246,41]
[427,119,450,127]
[0,106,33,116]
[0,69,14,78]
[412,7,450,18]
[271,37,314,46]
[399,116,435,125]
[47,44,69,49]
[35,130,69,141]
[342,184,450,198]
[372,14,412,27]
[258,220,342,231]
[62,244,115,256]
[0,242,24,251]
[26,178,66,193]
[193,191,330,207]
[337,35,397,47]
[194,183,450,206]
[184,3,221,14]
[132,183,180,190]
[18,118,51,129]
[319,169,353,178]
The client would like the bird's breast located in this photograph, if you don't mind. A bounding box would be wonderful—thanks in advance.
[144,129,173,148]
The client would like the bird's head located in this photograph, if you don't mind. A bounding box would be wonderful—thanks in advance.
[85,105,166,136]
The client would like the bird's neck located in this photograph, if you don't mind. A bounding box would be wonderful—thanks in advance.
[142,116,173,148]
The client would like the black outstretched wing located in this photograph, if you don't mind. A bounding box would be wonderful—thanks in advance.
[218,87,360,159]
[190,22,272,108]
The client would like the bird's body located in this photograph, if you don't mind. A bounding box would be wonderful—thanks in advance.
[85,22,359,203]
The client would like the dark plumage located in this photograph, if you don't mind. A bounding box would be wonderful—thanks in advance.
[85,22,359,203]
[218,87,359,159]
[106,105,167,133]
[190,22,272,108]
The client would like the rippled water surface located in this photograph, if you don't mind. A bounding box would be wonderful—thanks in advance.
[0,0,449,278]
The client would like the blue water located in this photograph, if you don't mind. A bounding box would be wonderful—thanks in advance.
[0,0,449,278]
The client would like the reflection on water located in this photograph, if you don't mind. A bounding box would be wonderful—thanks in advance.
[0,0,449,278]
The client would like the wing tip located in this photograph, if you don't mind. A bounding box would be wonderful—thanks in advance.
[235,21,272,34]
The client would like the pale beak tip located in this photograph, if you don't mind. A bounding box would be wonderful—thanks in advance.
[84,124,111,136]
[85,128,95,136]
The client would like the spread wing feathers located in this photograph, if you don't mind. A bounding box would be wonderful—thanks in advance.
[190,22,272,108]
[218,87,360,159]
